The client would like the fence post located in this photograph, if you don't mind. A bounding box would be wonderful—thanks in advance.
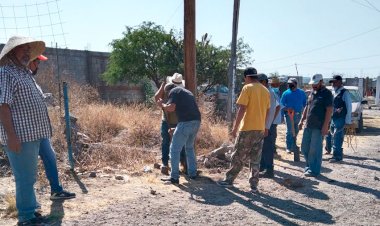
[63,82,75,170]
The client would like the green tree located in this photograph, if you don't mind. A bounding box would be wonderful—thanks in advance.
[103,22,182,88]
[196,34,253,91]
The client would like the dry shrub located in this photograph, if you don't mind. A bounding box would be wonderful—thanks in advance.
[74,104,126,142]
[33,70,229,172]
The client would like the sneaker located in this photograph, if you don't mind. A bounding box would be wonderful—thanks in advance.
[304,171,317,177]
[50,190,76,201]
[160,165,169,175]
[286,149,292,154]
[329,158,342,163]
[161,177,179,184]
[250,186,258,194]
[260,170,274,178]
[34,211,42,218]
[17,217,47,226]
[216,180,233,187]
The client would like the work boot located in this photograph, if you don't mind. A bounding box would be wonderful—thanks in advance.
[160,165,169,175]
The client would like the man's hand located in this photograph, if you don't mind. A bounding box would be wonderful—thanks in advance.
[264,129,269,137]
[7,134,21,153]
[157,98,164,108]
[321,124,329,136]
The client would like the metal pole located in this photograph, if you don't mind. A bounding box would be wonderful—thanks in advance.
[56,43,62,114]
[227,0,240,132]
[63,82,74,170]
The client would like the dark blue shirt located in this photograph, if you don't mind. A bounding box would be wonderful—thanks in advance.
[280,88,307,113]
[306,87,333,130]
[166,87,201,122]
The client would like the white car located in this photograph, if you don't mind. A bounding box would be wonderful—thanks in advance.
[327,86,367,133]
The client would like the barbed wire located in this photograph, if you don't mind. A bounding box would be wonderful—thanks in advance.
[0,0,67,48]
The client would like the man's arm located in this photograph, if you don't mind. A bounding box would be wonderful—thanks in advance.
[154,82,165,103]
[273,105,281,124]
[231,104,246,138]
[343,91,352,124]
[298,104,309,130]
[322,106,333,136]
[0,104,21,152]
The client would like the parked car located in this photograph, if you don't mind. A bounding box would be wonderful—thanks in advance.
[327,86,367,133]
[201,84,229,101]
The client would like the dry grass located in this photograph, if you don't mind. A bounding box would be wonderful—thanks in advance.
[34,72,228,173]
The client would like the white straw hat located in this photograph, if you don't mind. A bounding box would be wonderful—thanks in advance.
[166,73,185,87]
[0,36,45,64]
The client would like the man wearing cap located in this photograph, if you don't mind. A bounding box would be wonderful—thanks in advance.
[0,36,51,225]
[217,67,270,193]
[325,75,352,162]
[154,73,187,175]
[29,55,76,201]
[259,74,280,178]
[280,78,307,154]
[298,74,333,177]
[157,82,201,184]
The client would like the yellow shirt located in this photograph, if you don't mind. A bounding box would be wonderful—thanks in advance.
[236,82,270,131]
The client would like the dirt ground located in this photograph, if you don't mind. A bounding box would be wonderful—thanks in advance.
[1,109,379,226]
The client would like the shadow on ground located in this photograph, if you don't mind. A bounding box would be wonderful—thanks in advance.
[179,176,334,225]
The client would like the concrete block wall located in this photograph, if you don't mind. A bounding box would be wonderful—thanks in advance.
[0,44,145,103]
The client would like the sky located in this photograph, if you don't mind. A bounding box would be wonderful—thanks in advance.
[1,0,380,78]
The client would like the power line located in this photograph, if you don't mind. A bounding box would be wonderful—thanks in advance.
[364,0,380,13]
[165,0,183,27]
[256,25,380,64]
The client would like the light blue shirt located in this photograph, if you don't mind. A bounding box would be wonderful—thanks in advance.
[266,87,279,129]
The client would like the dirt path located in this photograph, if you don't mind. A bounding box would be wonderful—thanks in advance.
[1,109,380,226]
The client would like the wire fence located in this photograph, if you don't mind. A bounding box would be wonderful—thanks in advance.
[0,0,67,48]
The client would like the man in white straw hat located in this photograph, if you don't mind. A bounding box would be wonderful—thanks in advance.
[0,36,52,225]
[155,73,187,175]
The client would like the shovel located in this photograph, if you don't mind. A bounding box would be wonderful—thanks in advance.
[288,109,300,162]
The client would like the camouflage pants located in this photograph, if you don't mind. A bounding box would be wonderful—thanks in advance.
[225,130,264,188]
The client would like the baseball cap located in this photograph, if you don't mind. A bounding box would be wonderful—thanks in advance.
[37,54,48,61]
[243,67,258,77]
[329,75,343,83]
[309,74,323,85]
[287,78,298,84]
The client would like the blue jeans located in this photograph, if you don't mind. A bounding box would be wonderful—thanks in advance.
[284,111,301,150]
[301,128,323,175]
[39,138,63,193]
[5,140,41,222]
[260,124,277,171]
[325,118,345,160]
[170,120,200,180]
[161,120,186,167]
[161,120,171,166]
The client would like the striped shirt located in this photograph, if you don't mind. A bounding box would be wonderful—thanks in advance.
[0,65,52,144]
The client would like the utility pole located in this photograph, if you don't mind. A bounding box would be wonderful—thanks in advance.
[227,0,240,132]
[184,0,196,95]
[295,63,299,76]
